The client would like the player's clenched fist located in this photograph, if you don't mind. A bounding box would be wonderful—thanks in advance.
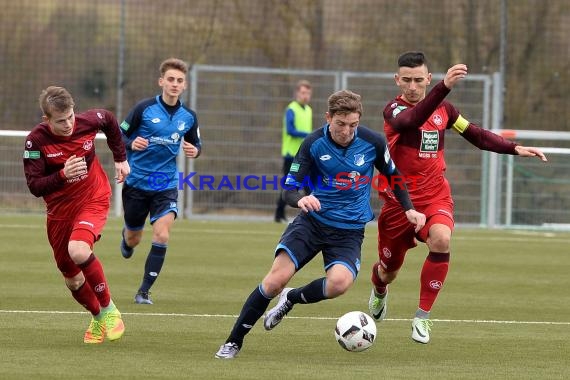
[63,155,87,179]
[183,141,200,158]
[443,64,468,89]
[131,136,149,151]
[298,194,321,213]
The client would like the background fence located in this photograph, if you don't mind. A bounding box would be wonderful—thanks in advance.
[1,0,568,229]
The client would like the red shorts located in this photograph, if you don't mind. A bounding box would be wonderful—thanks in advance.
[46,196,110,278]
[377,198,454,273]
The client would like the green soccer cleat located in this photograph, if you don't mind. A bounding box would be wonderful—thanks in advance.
[104,305,125,342]
[84,317,105,344]
[411,317,433,344]
[368,288,388,321]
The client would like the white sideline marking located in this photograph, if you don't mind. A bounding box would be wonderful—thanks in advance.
[0,310,568,326]
[0,224,568,243]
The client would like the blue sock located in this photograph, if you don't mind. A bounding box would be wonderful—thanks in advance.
[139,242,167,293]
[287,277,327,304]
[227,285,272,347]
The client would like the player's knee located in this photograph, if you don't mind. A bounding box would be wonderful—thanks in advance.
[261,276,287,298]
[326,272,354,298]
[64,273,85,291]
[428,233,451,252]
[68,240,92,264]
[152,229,170,245]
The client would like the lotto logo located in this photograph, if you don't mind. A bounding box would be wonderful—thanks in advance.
[382,247,392,259]
[94,283,106,293]
[429,280,443,290]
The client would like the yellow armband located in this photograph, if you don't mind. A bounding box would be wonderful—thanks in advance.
[451,115,470,133]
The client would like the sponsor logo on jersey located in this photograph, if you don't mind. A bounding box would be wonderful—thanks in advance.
[23,150,40,159]
[82,140,93,151]
[433,114,443,126]
[392,105,407,118]
[420,130,439,153]
[26,140,32,148]
[177,120,186,131]
[354,154,365,166]
[120,121,130,131]
[97,112,103,119]
[429,280,443,290]
[78,220,94,228]
[319,154,331,161]
[46,152,63,158]
[151,118,161,123]
[290,163,300,172]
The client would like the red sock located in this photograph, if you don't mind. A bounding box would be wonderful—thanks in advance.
[79,253,111,308]
[71,282,100,316]
[419,252,450,312]
[371,262,388,295]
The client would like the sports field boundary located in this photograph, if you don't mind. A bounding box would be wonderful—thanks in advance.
[1,309,568,326]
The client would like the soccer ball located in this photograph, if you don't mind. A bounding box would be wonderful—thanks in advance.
[334,311,377,352]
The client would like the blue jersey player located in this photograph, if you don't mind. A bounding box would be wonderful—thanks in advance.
[215,90,426,359]
[119,58,201,304]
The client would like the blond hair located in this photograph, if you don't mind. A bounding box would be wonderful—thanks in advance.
[159,58,189,76]
[39,86,75,117]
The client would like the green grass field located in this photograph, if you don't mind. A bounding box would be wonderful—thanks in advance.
[1,214,569,379]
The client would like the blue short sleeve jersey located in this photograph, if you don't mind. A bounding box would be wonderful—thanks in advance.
[285,125,398,229]
[120,95,201,191]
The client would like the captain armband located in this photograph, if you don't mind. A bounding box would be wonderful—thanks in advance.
[451,115,470,134]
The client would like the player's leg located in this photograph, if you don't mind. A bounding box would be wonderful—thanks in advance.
[47,218,104,343]
[274,156,294,223]
[69,198,125,341]
[412,215,453,344]
[216,251,296,359]
[217,213,319,359]
[121,184,150,258]
[135,188,177,304]
[370,207,416,321]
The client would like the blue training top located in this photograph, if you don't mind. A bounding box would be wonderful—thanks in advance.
[285,125,400,229]
[120,95,201,191]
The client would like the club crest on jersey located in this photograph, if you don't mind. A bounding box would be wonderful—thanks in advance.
[354,154,365,166]
[177,120,186,131]
[82,139,93,151]
[171,132,180,142]
[433,114,443,126]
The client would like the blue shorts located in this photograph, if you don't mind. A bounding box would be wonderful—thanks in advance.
[275,213,364,279]
[122,184,178,230]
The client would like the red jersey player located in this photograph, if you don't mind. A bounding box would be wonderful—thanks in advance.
[368,52,547,344]
[23,86,131,344]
